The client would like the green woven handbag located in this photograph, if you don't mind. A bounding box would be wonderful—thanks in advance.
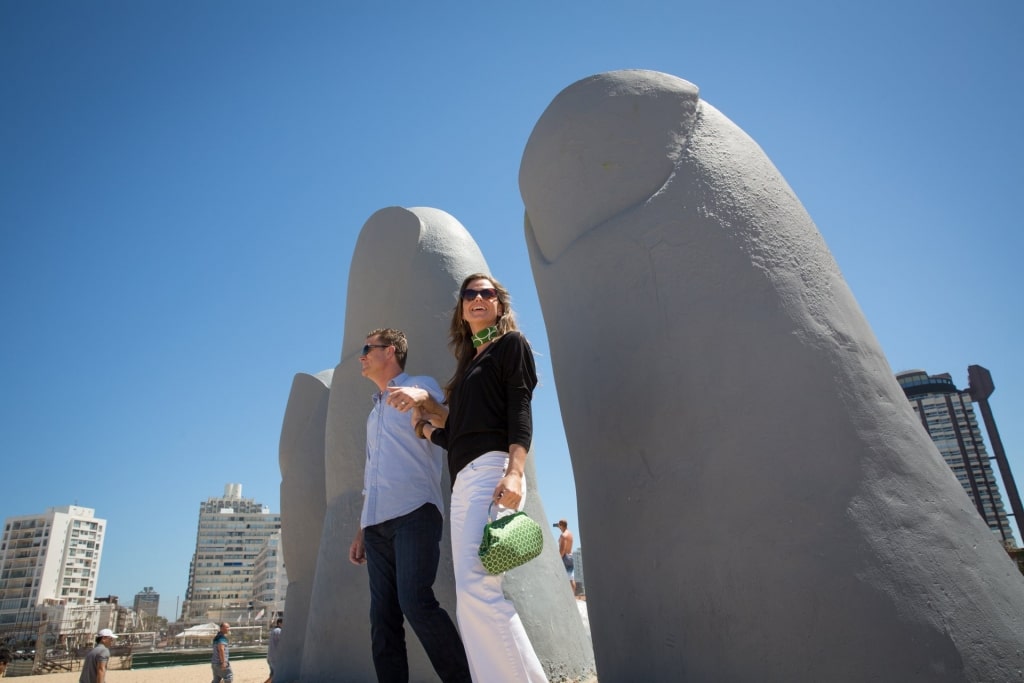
[478,502,544,574]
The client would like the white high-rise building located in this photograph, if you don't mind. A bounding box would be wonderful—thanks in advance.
[0,505,107,628]
[182,484,281,621]
[252,531,287,621]
[897,369,1017,546]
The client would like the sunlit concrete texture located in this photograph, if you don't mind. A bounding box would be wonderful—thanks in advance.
[275,369,331,683]
[298,206,594,682]
[520,70,1024,682]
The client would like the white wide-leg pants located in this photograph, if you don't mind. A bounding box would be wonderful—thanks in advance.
[450,451,547,683]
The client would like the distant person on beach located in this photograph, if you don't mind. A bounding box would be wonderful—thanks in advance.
[211,622,232,683]
[263,618,282,683]
[80,628,117,683]
[348,327,471,683]
[554,519,576,594]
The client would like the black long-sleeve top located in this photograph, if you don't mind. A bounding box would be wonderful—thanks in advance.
[430,331,537,482]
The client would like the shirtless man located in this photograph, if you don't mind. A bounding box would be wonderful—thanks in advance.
[554,519,576,595]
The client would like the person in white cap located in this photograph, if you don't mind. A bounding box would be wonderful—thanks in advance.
[79,628,116,683]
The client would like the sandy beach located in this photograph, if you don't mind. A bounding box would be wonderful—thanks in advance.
[9,657,600,683]
[9,602,594,682]
[10,648,599,683]
[5,658,272,683]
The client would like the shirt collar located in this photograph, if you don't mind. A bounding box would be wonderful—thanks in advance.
[371,372,410,403]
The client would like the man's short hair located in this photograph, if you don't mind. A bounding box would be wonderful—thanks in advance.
[367,328,408,370]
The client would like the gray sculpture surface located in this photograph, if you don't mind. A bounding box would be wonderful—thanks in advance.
[294,206,594,682]
[520,70,1024,681]
[276,369,331,683]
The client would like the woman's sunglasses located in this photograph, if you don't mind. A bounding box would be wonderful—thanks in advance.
[461,287,499,301]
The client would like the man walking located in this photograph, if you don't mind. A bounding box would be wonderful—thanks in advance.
[211,622,232,683]
[263,618,282,683]
[79,628,116,683]
[349,328,471,683]
[555,519,577,595]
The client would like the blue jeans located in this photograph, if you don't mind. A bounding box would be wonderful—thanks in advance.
[363,503,471,683]
[210,663,233,683]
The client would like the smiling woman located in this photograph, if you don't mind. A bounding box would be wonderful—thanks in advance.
[392,272,548,683]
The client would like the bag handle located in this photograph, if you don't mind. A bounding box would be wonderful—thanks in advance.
[488,501,526,523]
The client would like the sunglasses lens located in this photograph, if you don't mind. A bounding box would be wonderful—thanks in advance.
[462,288,498,301]
[361,345,370,355]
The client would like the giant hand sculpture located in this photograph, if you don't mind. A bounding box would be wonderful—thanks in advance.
[291,206,593,682]
[275,369,331,683]
[520,70,1024,682]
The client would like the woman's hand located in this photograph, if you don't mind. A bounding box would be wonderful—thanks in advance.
[493,443,529,508]
[410,407,434,439]
[492,471,524,509]
[419,404,447,427]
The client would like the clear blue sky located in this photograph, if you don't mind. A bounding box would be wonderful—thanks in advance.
[2,2,1021,620]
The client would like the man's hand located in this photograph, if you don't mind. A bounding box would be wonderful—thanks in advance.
[385,386,429,412]
[349,528,366,565]
[386,386,448,426]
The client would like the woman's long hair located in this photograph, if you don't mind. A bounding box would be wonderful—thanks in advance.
[444,272,518,402]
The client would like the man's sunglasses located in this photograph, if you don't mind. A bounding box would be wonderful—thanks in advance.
[361,344,391,356]
[461,287,499,301]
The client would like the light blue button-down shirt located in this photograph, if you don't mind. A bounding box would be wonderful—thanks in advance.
[360,372,446,528]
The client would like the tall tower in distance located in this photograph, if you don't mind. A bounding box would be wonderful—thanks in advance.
[0,506,107,625]
[182,484,281,622]
[133,586,160,625]
[897,367,1021,547]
